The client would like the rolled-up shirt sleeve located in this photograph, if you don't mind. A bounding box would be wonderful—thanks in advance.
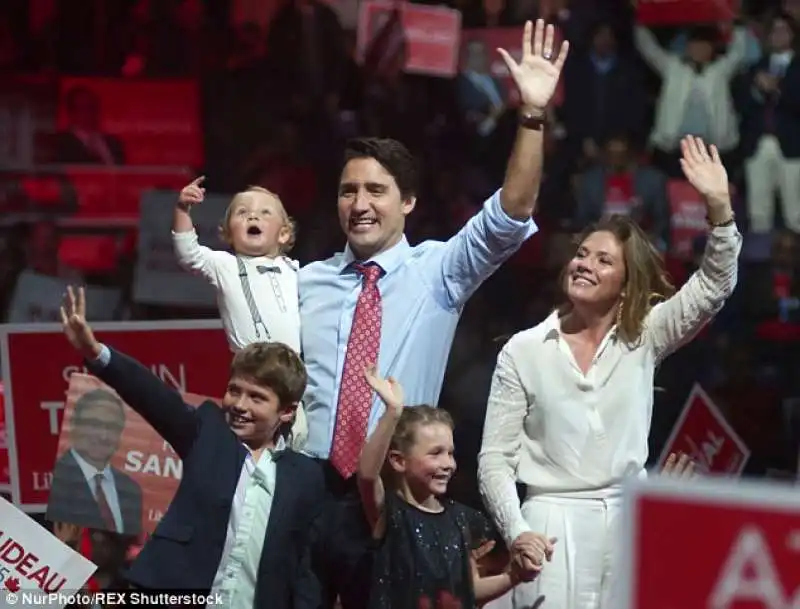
[437,189,538,309]
[478,343,532,547]
[646,223,742,361]
[172,229,225,287]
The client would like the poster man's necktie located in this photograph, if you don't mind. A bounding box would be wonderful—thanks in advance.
[330,263,383,478]
[94,473,117,531]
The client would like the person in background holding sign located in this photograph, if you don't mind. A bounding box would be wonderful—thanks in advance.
[59,286,325,609]
[575,133,670,251]
[301,19,568,609]
[478,135,741,608]
[634,17,747,177]
[54,86,126,165]
[47,389,143,536]
[172,178,308,449]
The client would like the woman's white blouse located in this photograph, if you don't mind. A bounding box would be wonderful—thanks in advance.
[477,224,742,545]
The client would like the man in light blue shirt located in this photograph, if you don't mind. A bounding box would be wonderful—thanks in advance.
[300,19,569,483]
[300,19,570,609]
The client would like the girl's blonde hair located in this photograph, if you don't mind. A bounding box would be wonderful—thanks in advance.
[219,186,297,254]
[556,214,676,346]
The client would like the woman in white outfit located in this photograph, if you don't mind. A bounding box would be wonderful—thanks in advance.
[477,135,741,609]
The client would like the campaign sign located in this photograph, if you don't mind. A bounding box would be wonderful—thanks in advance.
[46,374,217,536]
[0,321,229,511]
[659,384,749,476]
[620,475,800,609]
[0,496,96,607]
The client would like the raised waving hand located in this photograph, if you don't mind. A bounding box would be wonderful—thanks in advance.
[498,19,569,113]
[60,286,102,360]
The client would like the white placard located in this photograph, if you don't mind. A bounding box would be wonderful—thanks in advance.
[133,190,229,307]
[0,496,97,607]
[7,272,121,323]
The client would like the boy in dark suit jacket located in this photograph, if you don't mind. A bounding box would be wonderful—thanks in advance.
[59,286,325,609]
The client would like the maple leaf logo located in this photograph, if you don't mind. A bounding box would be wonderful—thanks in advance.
[5,577,19,592]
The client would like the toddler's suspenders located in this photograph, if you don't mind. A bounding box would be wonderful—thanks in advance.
[236,256,270,341]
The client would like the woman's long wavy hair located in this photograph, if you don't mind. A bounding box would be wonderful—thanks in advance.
[556,215,676,346]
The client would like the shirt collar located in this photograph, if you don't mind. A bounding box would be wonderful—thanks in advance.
[245,435,287,462]
[238,253,293,268]
[339,235,410,275]
[541,309,619,343]
[542,310,562,342]
[71,448,113,483]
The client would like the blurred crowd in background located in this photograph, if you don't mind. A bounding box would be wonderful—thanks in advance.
[1,0,799,521]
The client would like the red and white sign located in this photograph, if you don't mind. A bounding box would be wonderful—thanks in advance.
[460,28,564,107]
[0,384,9,492]
[635,0,738,25]
[620,476,800,609]
[57,78,203,167]
[659,384,750,476]
[64,166,191,220]
[0,321,229,511]
[668,179,711,260]
[357,1,462,77]
[48,374,217,535]
[0,496,97,602]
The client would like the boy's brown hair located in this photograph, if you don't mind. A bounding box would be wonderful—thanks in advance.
[229,342,307,410]
[219,186,297,254]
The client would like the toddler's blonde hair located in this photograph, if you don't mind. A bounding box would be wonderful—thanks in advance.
[219,186,296,254]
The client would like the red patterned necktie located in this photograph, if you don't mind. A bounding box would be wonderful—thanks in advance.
[330,263,383,479]
[94,474,117,531]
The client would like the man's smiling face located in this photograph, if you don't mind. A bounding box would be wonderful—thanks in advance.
[337,157,415,260]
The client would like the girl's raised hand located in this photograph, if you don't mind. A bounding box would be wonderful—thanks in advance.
[365,365,404,416]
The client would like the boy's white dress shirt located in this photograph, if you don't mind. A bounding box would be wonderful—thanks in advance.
[208,439,285,609]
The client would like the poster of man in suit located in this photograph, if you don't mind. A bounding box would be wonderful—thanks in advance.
[47,388,142,535]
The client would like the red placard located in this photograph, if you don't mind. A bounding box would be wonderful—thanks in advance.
[621,477,800,609]
[659,384,750,475]
[668,179,709,260]
[357,1,462,77]
[0,321,229,511]
[64,166,191,219]
[635,0,737,25]
[48,374,218,535]
[0,383,9,492]
[57,78,203,167]
[460,28,564,107]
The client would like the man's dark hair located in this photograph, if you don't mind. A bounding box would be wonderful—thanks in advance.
[73,389,125,426]
[343,138,418,199]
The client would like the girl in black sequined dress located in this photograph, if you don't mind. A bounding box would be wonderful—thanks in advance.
[357,367,546,608]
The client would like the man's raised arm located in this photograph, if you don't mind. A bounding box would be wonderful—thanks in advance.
[434,19,569,308]
[500,19,568,219]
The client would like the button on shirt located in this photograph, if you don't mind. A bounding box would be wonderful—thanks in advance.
[173,230,301,354]
[478,224,742,546]
[208,439,284,609]
[70,448,124,532]
[299,189,537,458]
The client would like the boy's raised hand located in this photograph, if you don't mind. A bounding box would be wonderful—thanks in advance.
[60,286,102,360]
[365,365,404,416]
[178,176,206,208]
